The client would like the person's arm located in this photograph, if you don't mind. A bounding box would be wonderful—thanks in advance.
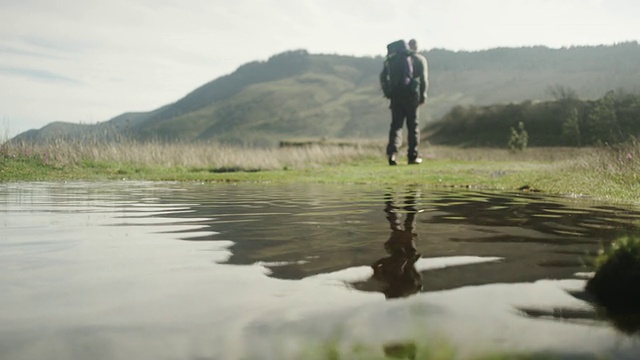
[380,64,390,98]
[419,56,428,104]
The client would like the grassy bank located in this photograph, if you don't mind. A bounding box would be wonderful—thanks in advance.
[2,139,640,204]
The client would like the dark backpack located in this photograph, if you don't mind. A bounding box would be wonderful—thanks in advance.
[381,40,420,101]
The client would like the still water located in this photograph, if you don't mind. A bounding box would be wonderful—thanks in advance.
[1,181,640,359]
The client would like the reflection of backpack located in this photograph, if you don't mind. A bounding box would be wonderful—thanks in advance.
[381,40,419,100]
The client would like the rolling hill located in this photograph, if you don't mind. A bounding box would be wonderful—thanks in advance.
[13,42,640,146]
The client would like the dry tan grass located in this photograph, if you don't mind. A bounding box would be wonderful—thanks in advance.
[568,142,640,178]
[2,139,385,170]
[5,136,640,177]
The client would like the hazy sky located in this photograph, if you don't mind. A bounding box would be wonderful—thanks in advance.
[1,0,637,136]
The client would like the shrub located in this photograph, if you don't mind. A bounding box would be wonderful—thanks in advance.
[586,235,640,315]
[507,121,528,151]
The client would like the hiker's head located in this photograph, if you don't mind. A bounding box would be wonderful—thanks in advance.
[408,39,418,51]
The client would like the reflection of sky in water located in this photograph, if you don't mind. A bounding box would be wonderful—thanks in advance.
[1,182,639,360]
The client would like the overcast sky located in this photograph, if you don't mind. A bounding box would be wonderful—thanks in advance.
[1,0,638,137]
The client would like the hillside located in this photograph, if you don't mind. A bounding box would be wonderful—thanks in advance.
[13,42,640,146]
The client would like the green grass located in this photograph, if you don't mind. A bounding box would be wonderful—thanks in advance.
[2,139,640,204]
[280,337,570,360]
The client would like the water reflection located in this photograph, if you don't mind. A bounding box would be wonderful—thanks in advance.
[167,185,640,293]
[518,288,640,338]
[370,191,423,299]
[518,244,640,338]
[4,182,640,359]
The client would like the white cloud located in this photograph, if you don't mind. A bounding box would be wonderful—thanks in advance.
[0,0,638,136]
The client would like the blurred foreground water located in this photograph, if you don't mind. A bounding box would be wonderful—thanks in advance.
[1,181,640,360]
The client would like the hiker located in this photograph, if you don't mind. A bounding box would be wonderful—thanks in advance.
[380,39,428,165]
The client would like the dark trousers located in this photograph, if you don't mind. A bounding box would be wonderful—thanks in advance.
[386,100,420,160]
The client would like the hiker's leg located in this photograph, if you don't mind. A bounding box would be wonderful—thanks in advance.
[406,103,420,160]
[384,193,402,231]
[386,103,405,156]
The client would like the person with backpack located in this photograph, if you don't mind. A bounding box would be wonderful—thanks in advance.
[380,39,428,165]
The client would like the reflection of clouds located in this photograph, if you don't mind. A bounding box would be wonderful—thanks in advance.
[306,256,502,284]
[518,289,640,337]
[518,243,640,337]
[244,277,637,360]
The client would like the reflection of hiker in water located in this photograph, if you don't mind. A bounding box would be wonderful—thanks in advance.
[371,192,423,299]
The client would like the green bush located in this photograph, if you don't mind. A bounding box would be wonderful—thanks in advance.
[586,235,640,315]
[508,121,528,151]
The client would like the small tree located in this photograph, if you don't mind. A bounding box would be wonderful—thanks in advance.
[508,121,528,151]
[562,107,581,146]
[585,91,619,145]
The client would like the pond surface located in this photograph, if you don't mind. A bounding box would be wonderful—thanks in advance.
[1,181,640,360]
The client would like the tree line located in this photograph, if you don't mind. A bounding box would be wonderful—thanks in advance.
[424,89,640,148]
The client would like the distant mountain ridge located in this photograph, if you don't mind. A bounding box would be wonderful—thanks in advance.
[13,42,640,146]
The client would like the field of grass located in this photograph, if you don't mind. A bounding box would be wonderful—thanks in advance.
[2,138,640,204]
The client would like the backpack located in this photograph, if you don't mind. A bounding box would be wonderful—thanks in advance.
[381,40,420,101]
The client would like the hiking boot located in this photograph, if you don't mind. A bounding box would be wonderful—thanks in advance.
[408,157,423,165]
[388,154,398,166]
